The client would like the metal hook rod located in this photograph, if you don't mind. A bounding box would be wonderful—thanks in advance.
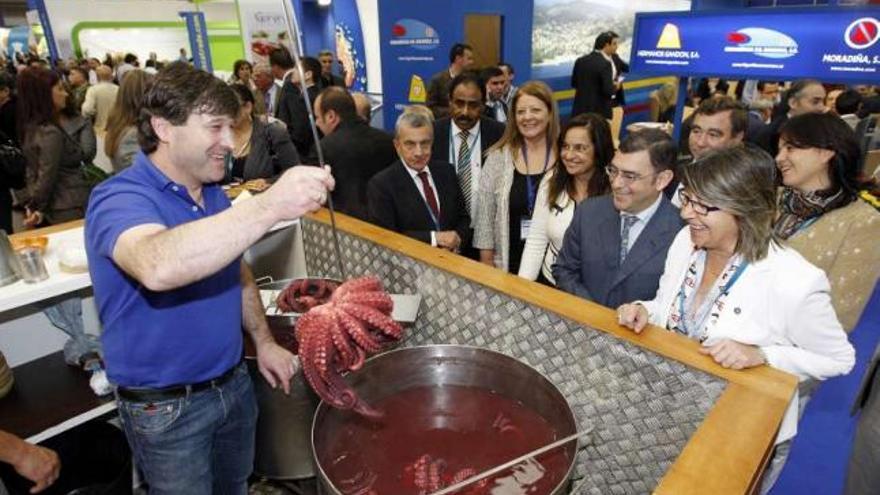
[425,428,591,495]
[279,0,346,281]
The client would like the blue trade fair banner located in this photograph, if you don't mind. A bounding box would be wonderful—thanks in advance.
[631,8,880,84]
[378,3,449,130]
[179,11,213,73]
[332,0,368,91]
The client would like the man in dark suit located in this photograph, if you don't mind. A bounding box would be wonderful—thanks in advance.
[481,66,509,123]
[571,31,623,119]
[270,49,321,158]
[554,129,681,308]
[755,79,826,157]
[845,343,880,495]
[426,43,474,119]
[368,110,470,252]
[313,87,396,221]
[431,73,505,259]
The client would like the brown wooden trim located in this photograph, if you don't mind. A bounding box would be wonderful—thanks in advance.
[9,220,84,241]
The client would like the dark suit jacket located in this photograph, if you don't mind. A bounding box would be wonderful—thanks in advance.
[276,80,320,158]
[367,160,471,247]
[571,51,615,119]
[313,119,397,221]
[755,114,788,158]
[431,117,505,167]
[553,195,683,308]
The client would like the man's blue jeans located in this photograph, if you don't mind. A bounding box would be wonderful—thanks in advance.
[116,363,257,494]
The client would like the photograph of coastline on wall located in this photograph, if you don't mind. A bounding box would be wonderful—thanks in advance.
[532,0,690,79]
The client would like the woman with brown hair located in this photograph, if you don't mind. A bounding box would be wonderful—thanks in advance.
[774,112,880,332]
[473,81,560,273]
[518,113,613,285]
[104,69,151,172]
[17,67,94,226]
[617,146,854,493]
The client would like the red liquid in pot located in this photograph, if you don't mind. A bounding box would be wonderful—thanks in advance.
[317,385,572,495]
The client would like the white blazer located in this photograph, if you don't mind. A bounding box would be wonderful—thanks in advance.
[640,227,855,443]
[517,172,576,284]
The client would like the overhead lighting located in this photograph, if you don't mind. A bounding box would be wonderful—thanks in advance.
[318,0,332,6]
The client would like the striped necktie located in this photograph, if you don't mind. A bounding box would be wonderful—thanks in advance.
[619,214,639,264]
[457,129,472,214]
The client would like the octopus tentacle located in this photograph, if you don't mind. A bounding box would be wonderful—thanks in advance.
[332,276,384,301]
[338,302,403,339]
[337,291,394,313]
[336,310,383,353]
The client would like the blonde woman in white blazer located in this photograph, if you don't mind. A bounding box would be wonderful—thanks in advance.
[518,113,613,284]
[617,146,854,494]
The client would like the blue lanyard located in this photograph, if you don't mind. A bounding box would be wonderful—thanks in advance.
[677,255,749,339]
[449,125,481,171]
[521,142,551,215]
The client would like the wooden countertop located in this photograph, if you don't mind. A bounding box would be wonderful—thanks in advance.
[307,208,798,495]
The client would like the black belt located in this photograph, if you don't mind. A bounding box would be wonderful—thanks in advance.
[116,362,241,403]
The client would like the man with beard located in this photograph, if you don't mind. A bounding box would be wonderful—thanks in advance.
[431,73,504,259]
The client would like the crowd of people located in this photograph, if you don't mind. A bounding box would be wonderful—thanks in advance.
[0,31,877,494]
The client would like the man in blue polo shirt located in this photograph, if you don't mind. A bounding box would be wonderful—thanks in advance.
[84,62,334,494]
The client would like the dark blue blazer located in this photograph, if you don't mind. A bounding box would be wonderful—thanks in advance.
[553,194,683,308]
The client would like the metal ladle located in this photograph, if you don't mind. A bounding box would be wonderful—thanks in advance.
[280,0,346,281]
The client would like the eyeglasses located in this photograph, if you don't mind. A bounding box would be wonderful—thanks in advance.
[604,165,654,184]
[678,190,721,216]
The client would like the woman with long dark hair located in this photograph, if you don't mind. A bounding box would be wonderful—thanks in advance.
[518,113,613,285]
[774,112,880,331]
[17,67,94,226]
[225,83,298,182]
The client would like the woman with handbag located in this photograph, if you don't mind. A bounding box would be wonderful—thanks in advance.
[17,67,94,227]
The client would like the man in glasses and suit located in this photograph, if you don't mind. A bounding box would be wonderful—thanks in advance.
[554,129,681,307]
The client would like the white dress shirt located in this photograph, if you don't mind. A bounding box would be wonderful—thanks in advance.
[621,193,663,250]
[402,160,441,245]
[450,120,482,222]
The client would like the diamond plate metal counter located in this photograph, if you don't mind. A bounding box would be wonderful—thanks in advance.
[301,218,727,495]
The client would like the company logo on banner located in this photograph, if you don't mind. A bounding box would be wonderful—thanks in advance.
[845,17,880,50]
[390,19,440,51]
[724,28,798,59]
[635,22,699,67]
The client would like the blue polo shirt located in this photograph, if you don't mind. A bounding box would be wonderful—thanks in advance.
[85,152,242,388]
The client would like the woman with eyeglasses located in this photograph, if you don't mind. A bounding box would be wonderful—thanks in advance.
[517,113,612,285]
[474,81,560,274]
[617,146,854,493]
[774,112,880,332]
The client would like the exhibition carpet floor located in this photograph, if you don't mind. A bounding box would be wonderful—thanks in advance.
[771,283,880,495]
